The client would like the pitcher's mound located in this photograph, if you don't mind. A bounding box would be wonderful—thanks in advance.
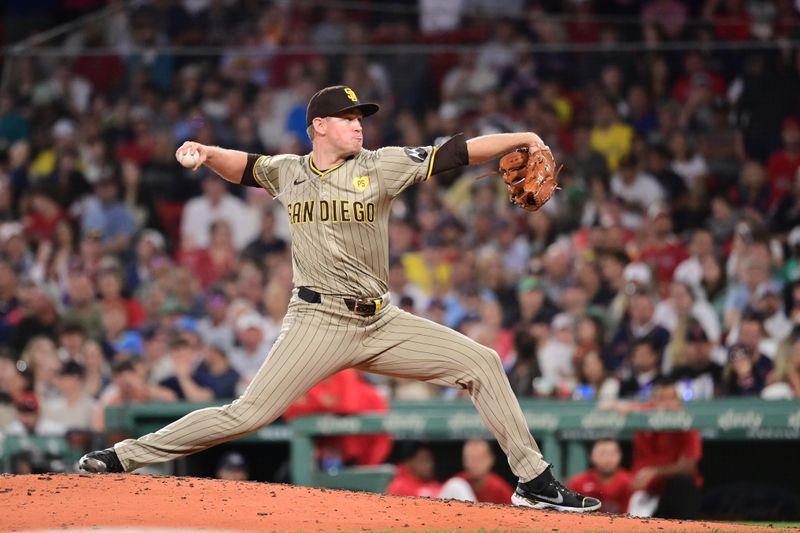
[0,473,771,532]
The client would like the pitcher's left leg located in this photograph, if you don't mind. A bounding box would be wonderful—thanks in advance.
[357,306,601,512]
[358,306,545,481]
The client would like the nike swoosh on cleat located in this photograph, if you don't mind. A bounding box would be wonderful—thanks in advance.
[528,491,563,504]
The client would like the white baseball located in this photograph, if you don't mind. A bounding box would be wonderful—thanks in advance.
[178,150,200,169]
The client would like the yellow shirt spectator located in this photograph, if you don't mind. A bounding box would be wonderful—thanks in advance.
[402,251,452,297]
[590,122,634,172]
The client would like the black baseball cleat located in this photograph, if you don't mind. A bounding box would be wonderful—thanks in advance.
[79,448,125,473]
[512,466,601,512]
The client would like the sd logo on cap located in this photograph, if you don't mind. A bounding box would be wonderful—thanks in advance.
[306,86,380,127]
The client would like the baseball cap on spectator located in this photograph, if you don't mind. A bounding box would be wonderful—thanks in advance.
[788,227,800,248]
[728,344,753,362]
[160,299,188,316]
[0,222,23,242]
[685,320,709,343]
[52,118,76,139]
[236,313,265,332]
[59,360,86,378]
[551,313,575,332]
[647,202,670,220]
[139,229,165,250]
[754,280,782,300]
[623,262,652,287]
[175,316,199,334]
[517,276,544,293]
[15,392,39,413]
[111,332,144,356]
[218,451,248,471]
[206,291,229,309]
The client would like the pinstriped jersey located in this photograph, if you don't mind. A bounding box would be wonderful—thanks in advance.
[252,146,437,297]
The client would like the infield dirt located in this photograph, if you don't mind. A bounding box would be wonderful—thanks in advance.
[0,473,788,532]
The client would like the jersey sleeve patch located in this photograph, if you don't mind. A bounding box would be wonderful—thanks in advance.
[403,146,429,163]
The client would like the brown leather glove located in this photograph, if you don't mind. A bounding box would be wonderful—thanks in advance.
[499,147,561,211]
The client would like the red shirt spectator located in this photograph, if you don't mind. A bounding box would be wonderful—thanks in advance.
[454,470,513,504]
[766,117,800,207]
[386,464,443,498]
[283,369,392,466]
[567,439,632,514]
[632,430,703,494]
[438,439,513,504]
[639,206,689,288]
[569,468,633,514]
[386,444,442,498]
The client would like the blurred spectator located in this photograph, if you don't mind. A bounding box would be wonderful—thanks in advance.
[669,319,724,400]
[507,330,540,397]
[627,379,702,519]
[605,288,670,374]
[619,338,663,399]
[609,154,664,231]
[437,439,513,504]
[567,439,632,514]
[197,289,234,352]
[590,99,634,172]
[93,357,174,432]
[770,170,800,236]
[283,369,392,468]
[765,117,800,208]
[515,276,557,329]
[4,391,66,436]
[638,204,689,288]
[385,442,442,498]
[242,206,287,267]
[228,312,270,390]
[763,328,800,399]
[655,281,721,372]
[0,354,34,427]
[727,310,778,365]
[0,258,20,344]
[97,266,146,329]
[10,283,59,354]
[62,270,103,341]
[573,349,620,402]
[723,344,771,397]
[179,219,239,289]
[80,177,137,255]
[126,229,169,293]
[162,341,237,401]
[216,451,249,481]
[180,173,251,251]
[56,321,87,362]
[41,360,95,432]
[441,52,498,114]
[536,313,576,398]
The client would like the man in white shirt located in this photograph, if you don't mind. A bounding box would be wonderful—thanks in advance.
[610,154,665,231]
[41,361,96,433]
[228,313,272,392]
[180,172,252,250]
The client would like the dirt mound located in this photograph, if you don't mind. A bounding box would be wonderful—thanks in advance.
[0,473,775,532]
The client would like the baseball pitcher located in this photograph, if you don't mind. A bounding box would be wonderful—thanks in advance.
[80,86,600,512]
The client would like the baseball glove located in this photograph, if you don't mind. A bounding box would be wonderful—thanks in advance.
[498,147,561,211]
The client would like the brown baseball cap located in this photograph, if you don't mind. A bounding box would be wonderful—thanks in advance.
[306,86,379,127]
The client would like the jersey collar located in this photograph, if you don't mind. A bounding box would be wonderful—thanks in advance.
[308,153,357,177]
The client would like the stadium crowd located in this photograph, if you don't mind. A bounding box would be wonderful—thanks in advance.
[1,0,800,485]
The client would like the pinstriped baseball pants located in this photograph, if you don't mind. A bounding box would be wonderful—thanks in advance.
[114,291,548,481]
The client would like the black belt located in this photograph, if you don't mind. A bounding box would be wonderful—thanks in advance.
[298,287,384,317]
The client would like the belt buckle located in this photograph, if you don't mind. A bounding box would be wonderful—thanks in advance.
[353,297,381,316]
